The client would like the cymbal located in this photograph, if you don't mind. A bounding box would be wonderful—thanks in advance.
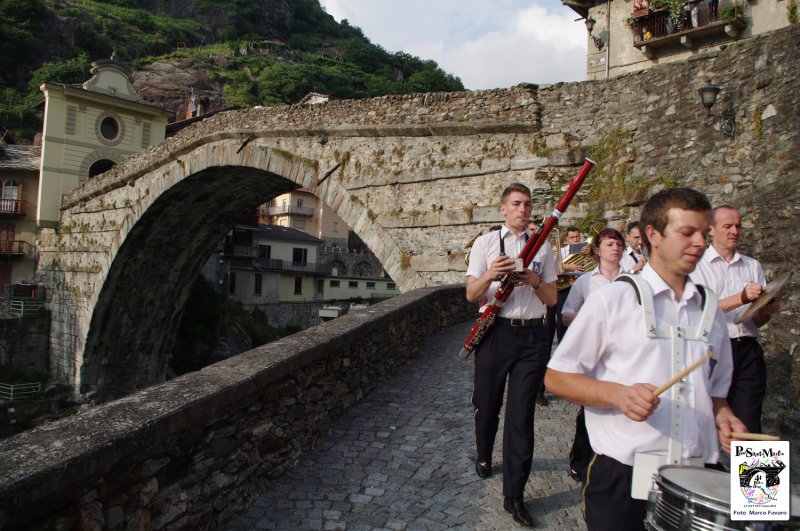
[734,271,791,324]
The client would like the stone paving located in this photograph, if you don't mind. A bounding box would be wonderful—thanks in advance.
[226,321,585,530]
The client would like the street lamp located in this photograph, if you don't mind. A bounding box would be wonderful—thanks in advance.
[584,17,605,50]
[697,80,735,139]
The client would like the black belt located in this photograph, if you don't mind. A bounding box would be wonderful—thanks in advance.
[731,336,758,343]
[496,316,545,327]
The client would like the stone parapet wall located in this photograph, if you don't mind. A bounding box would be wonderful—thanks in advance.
[0,285,475,530]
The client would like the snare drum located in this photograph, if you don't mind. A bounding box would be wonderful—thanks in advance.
[646,465,800,531]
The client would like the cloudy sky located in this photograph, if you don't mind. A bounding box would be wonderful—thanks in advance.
[318,0,588,90]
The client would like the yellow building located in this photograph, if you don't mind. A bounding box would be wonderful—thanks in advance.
[260,188,348,246]
[37,55,172,227]
[564,0,792,79]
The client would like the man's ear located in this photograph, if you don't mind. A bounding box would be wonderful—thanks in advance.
[644,224,660,249]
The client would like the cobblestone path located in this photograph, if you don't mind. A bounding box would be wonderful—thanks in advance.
[227,320,585,530]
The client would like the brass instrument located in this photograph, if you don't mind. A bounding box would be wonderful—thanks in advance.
[557,235,597,290]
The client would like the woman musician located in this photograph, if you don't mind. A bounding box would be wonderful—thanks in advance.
[558,227,625,482]
[619,221,647,275]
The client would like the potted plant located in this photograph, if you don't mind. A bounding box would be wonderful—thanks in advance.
[632,0,650,17]
[720,2,745,21]
[667,0,686,28]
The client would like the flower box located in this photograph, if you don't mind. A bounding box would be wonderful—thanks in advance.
[631,8,650,17]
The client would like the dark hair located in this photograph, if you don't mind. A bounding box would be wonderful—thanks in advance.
[566,225,580,234]
[501,183,531,202]
[625,220,640,234]
[593,227,625,248]
[640,188,711,253]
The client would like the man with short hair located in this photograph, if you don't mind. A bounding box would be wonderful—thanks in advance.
[691,205,779,433]
[620,221,646,274]
[545,188,745,530]
[466,183,557,527]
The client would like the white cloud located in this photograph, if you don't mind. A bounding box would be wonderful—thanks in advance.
[318,1,587,89]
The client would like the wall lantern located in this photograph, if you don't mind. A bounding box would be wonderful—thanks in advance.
[698,80,735,139]
[584,17,605,50]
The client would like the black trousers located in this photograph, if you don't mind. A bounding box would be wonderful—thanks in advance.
[583,454,646,531]
[569,407,591,479]
[728,337,766,433]
[555,287,570,342]
[472,320,549,498]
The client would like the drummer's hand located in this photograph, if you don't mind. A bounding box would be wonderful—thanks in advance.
[615,383,659,422]
[742,282,763,305]
[714,400,748,454]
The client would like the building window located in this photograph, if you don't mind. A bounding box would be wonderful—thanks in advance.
[296,199,303,208]
[95,113,125,146]
[333,221,339,233]
[330,280,340,287]
[387,283,396,290]
[2,180,19,202]
[258,245,270,258]
[292,248,308,265]
[366,282,375,289]
[88,159,116,178]
[294,276,303,294]
[349,281,358,288]
[292,219,306,230]
[254,274,262,295]
[228,272,236,294]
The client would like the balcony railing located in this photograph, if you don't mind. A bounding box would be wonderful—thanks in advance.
[254,258,330,275]
[264,205,315,217]
[0,240,31,257]
[630,1,746,56]
[0,199,27,216]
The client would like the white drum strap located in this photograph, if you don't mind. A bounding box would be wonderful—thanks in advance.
[615,274,718,464]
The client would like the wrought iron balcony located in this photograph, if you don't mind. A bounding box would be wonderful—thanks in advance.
[264,205,315,217]
[0,240,31,257]
[0,198,27,216]
[253,258,330,275]
[630,1,746,58]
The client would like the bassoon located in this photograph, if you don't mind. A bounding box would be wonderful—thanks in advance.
[458,158,595,359]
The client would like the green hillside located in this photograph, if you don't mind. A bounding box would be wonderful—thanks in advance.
[0,0,464,141]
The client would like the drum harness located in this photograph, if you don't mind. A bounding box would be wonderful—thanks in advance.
[615,274,718,498]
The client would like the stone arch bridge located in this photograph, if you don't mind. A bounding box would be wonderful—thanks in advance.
[38,24,799,400]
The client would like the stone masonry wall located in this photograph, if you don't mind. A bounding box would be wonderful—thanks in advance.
[0,285,475,530]
[0,314,50,375]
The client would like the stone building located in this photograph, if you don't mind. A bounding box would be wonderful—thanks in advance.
[0,145,41,299]
[564,0,794,79]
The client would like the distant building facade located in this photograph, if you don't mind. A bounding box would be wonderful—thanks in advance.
[564,0,792,79]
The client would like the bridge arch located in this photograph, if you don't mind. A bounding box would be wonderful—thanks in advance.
[40,136,422,400]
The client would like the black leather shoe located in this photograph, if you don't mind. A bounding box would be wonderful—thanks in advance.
[537,393,549,406]
[475,461,491,479]
[503,497,534,527]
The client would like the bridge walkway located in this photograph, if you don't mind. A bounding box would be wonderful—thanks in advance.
[226,321,585,530]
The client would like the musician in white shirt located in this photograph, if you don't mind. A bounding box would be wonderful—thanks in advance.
[691,205,779,433]
[466,182,557,527]
[545,188,745,531]
[620,221,647,274]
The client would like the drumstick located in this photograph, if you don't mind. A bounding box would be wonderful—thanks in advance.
[653,348,714,397]
[731,432,781,441]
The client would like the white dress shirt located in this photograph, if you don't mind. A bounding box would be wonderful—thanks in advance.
[466,226,557,319]
[619,245,643,273]
[561,266,620,317]
[548,265,733,466]
[691,245,765,338]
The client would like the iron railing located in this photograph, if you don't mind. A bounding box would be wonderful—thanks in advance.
[630,0,743,44]
[0,240,31,256]
[264,205,315,217]
[0,382,42,401]
[254,258,330,275]
[0,199,27,216]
